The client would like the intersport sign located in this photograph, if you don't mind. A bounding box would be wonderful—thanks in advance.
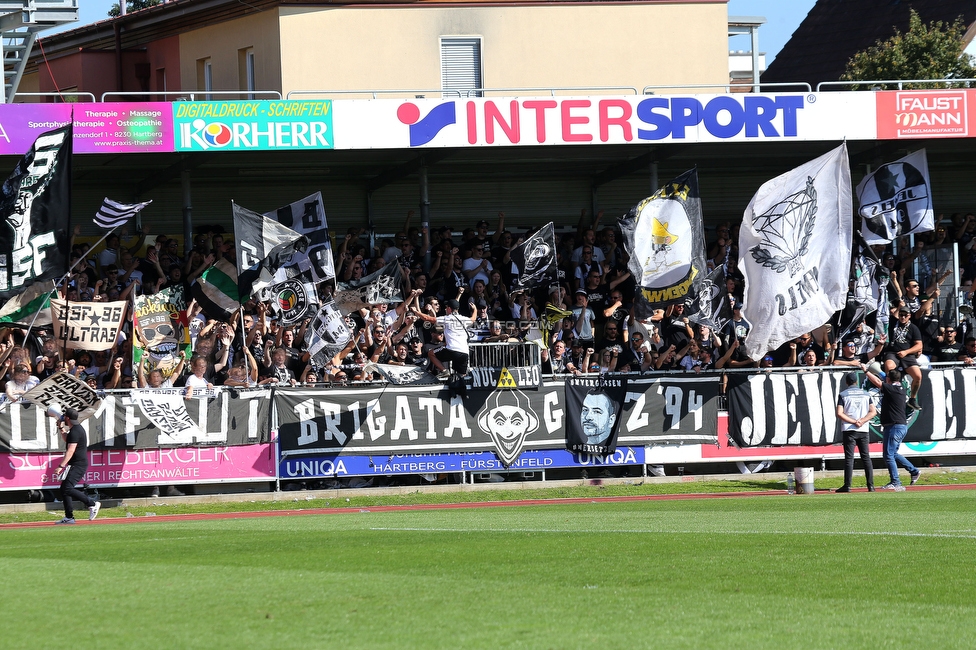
[331,92,878,149]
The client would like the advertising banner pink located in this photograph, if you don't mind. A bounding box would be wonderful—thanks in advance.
[0,102,173,154]
[0,444,275,490]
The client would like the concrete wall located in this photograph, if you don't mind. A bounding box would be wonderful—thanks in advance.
[278,2,729,96]
[180,9,282,98]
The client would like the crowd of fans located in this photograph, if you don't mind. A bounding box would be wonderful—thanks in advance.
[2,209,975,408]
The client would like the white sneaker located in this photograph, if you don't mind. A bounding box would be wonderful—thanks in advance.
[89,502,101,521]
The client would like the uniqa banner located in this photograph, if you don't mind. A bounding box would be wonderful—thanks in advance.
[726,367,976,447]
[275,376,720,465]
[0,387,271,452]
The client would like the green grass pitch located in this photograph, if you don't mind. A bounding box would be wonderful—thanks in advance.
[2,491,974,649]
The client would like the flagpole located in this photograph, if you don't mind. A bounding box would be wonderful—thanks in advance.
[24,224,123,342]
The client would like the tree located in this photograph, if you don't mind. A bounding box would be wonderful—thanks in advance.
[841,9,976,89]
[108,0,162,18]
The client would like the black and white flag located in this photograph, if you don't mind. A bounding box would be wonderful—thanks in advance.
[740,143,852,361]
[265,192,335,283]
[334,258,405,313]
[0,123,71,301]
[858,149,934,245]
[132,389,204,441]
[234,201,309,298]
[619,168,707,309]
[269,278,318,326]
[368,363,439,386]
[305,301,353,366]
[686,265,733,333]
[510,222,557,295]
[93,198,152,230]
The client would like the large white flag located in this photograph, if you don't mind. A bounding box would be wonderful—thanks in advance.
[857,149,933,245]
[740,143,852,361]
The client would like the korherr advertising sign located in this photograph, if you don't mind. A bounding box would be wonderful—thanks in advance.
[173,100,333,151]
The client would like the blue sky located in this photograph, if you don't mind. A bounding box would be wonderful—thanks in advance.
[74,0,818,64]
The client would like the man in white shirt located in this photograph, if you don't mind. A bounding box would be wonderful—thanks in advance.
[835,372,877,493]
[412,298,476,378]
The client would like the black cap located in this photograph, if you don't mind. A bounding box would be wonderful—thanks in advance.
[845,372,858,385]
[446,299,460,311]
[575,288,588,295]
[63,407,80,422]
[476,219,490,227]
[898,306,911,315]
[475,299,487,308]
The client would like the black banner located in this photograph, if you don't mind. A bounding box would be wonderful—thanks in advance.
[0,124,71,300]
[276,376,720,464]
[564,376,627,455]
[0,387,272,452]
[727,367,976,447]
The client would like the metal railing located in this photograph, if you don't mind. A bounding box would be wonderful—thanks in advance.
[817,78,976,92]
[465,86,639,97]
[287,89,462,100]
[13,91,96,102]
[469,341,541,369]
[643,81,811,94]
[100,89,282,102]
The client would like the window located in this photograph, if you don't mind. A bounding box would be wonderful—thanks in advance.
[239,48,255,100]
[196,57,213,100]
[440,37,482,98]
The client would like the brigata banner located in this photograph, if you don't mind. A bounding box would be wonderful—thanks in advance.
[275,376,719,464]
[0,444,275,490]
[279,447,646,481]
[0,387,271,452]
[727,367,976,447]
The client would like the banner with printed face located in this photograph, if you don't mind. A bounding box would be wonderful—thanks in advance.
[22,372,99,422]
[50,300,127,351]
[619,168,707,309]
[564,376,628,455]
[265,192,336,284]
[275,376,719,464]
[0,387,271,452]
[134,286,192,380]
[726,367,976,447]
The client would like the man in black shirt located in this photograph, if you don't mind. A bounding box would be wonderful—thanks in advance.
[52,408,100,524]
[862,367,920,491]
[885,307,924,411]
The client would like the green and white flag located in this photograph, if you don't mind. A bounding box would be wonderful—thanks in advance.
[0,280,56,327]
[190,258,241,321]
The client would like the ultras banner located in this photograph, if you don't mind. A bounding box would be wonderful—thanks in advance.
[0,387,271,452]
[276,376,720,464]
[727,367,976,447]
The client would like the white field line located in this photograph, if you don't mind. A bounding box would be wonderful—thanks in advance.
[369,527,976,540]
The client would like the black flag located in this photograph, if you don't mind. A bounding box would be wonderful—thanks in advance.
[510,222,557,294]
[333,258,406,312]
[233,201,308,298]
[564,376,628,456]
[686,265,733,333]
[0,124,71,301]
